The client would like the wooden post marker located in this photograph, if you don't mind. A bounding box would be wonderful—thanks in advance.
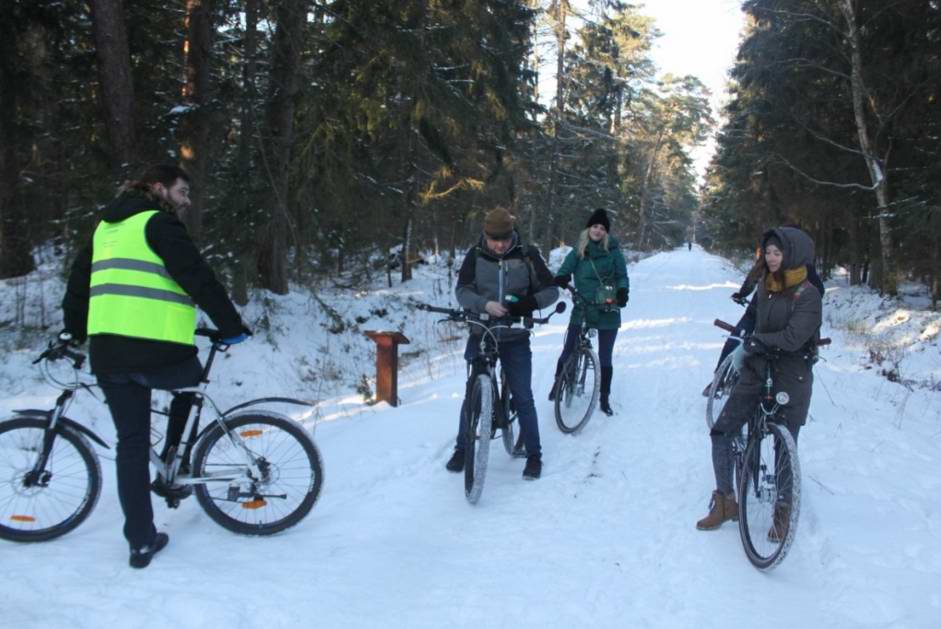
[363,331,410,406]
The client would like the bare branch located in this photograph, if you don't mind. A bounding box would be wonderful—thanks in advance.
[771,152,883,191]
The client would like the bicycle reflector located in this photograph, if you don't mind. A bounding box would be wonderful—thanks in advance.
[239,430,264,438]
[241,499,267,510]
[775,392,790,406]
[10,515,36,523]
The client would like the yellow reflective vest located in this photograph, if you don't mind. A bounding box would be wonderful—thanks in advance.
[87,211,196,346]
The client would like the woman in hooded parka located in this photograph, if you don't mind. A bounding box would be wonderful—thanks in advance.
[696,226,823,534]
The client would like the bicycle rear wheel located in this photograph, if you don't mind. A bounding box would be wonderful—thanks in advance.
[554,348,600,434]
[0,416,102,542]
[498,369,515,456]
[738,422,801,570]
[463,375,492,504]
[706,352,739,431]
[192,412,323,535]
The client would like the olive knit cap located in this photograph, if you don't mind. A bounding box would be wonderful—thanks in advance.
[484,207,515,240]
[586,208,610,232]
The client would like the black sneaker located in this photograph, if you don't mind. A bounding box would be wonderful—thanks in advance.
[599,400,614,416]
[445,449,464,472]
[522,454,542,480]
[129,532,169,569]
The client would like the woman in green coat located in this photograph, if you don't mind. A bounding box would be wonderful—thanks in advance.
[550,209,629,415]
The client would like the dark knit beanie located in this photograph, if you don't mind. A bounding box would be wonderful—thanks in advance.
[484,207,515,239]
[586,208,610,232]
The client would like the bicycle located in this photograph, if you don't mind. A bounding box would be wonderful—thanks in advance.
[552,286,603,434]
[713,318,829,570]
[705,295,752,430]
[0,328,324,542]
[416,302,565,504]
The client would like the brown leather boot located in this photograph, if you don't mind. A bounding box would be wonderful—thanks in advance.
[696,491,739,530]
[767,503,791,542]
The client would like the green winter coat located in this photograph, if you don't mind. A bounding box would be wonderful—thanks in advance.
[556,236,629,330]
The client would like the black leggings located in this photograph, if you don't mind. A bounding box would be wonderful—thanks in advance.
[556,324,617,370]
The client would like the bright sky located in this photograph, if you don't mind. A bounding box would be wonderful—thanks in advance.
[537,0,746,182]
[640,0,746,179]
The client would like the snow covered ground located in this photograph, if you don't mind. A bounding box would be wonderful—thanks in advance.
[2,246,940,628]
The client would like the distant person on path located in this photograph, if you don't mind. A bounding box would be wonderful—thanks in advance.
[549,209,629,416]
[445,207,559,480]
[696,226,822,533]
[688,240,692,251]
[62,164,250,568]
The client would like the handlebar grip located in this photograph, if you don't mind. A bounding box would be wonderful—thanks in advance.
[714,319,736,333]
[817,338,832,346]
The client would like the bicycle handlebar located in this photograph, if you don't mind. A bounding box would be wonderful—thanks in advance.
[713,319,831,346]
[414,301,566,326]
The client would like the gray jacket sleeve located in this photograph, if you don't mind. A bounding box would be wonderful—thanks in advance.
[455,248,489,313]
[527,246,559,309]
[752,287,822,352]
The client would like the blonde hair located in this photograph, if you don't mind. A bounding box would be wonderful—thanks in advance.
[577,228,610,258]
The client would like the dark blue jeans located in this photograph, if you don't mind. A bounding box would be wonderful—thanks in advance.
[456,335,541,457]
[556,324,618,369]
[97,358,202,549]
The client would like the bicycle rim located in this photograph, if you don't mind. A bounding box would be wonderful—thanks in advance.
[464,375,492,504]
[554,349,599,434]
[0,417,102,542]
[706,353,739,431]
[193,412,323,535]
[738,422,801,570]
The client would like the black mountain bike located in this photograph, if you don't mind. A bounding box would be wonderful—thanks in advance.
[0,329,324,542]
[552,287,602,434]
[714,318,829,570]
[416,302,565,504]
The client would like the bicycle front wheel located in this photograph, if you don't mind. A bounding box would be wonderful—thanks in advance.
[738,422,801,570]
[554,348,600,434]
[192,412,323,535]
[463,375,492,505]
[706,352,739,431]
[0,416,102,542]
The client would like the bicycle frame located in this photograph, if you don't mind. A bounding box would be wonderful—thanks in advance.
[21,333,315,491]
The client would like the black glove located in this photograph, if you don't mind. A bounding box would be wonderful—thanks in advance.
[743,337,768,355]
[553,275,571,289]
[507,296,538,318]
[731,292,747,305]
[616,288,629,307]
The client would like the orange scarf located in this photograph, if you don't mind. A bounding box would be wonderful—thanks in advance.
[765,266,807,293]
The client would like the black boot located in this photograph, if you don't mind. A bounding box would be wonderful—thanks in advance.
[599,366,614,416]
[445,449,464,472]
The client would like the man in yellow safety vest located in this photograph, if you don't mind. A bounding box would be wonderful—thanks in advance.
[62,164,249,568]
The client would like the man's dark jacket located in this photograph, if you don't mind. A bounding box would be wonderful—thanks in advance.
[62,192,244,374]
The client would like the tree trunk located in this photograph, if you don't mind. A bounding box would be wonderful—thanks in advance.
[0,5,33,279]
[179,0,215,241]
[89,0,137,177]
[638,127,665,249]
[229,0,258,301]
[839,0,897,296]
[544,0,568,250]
[257,0,307,295]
